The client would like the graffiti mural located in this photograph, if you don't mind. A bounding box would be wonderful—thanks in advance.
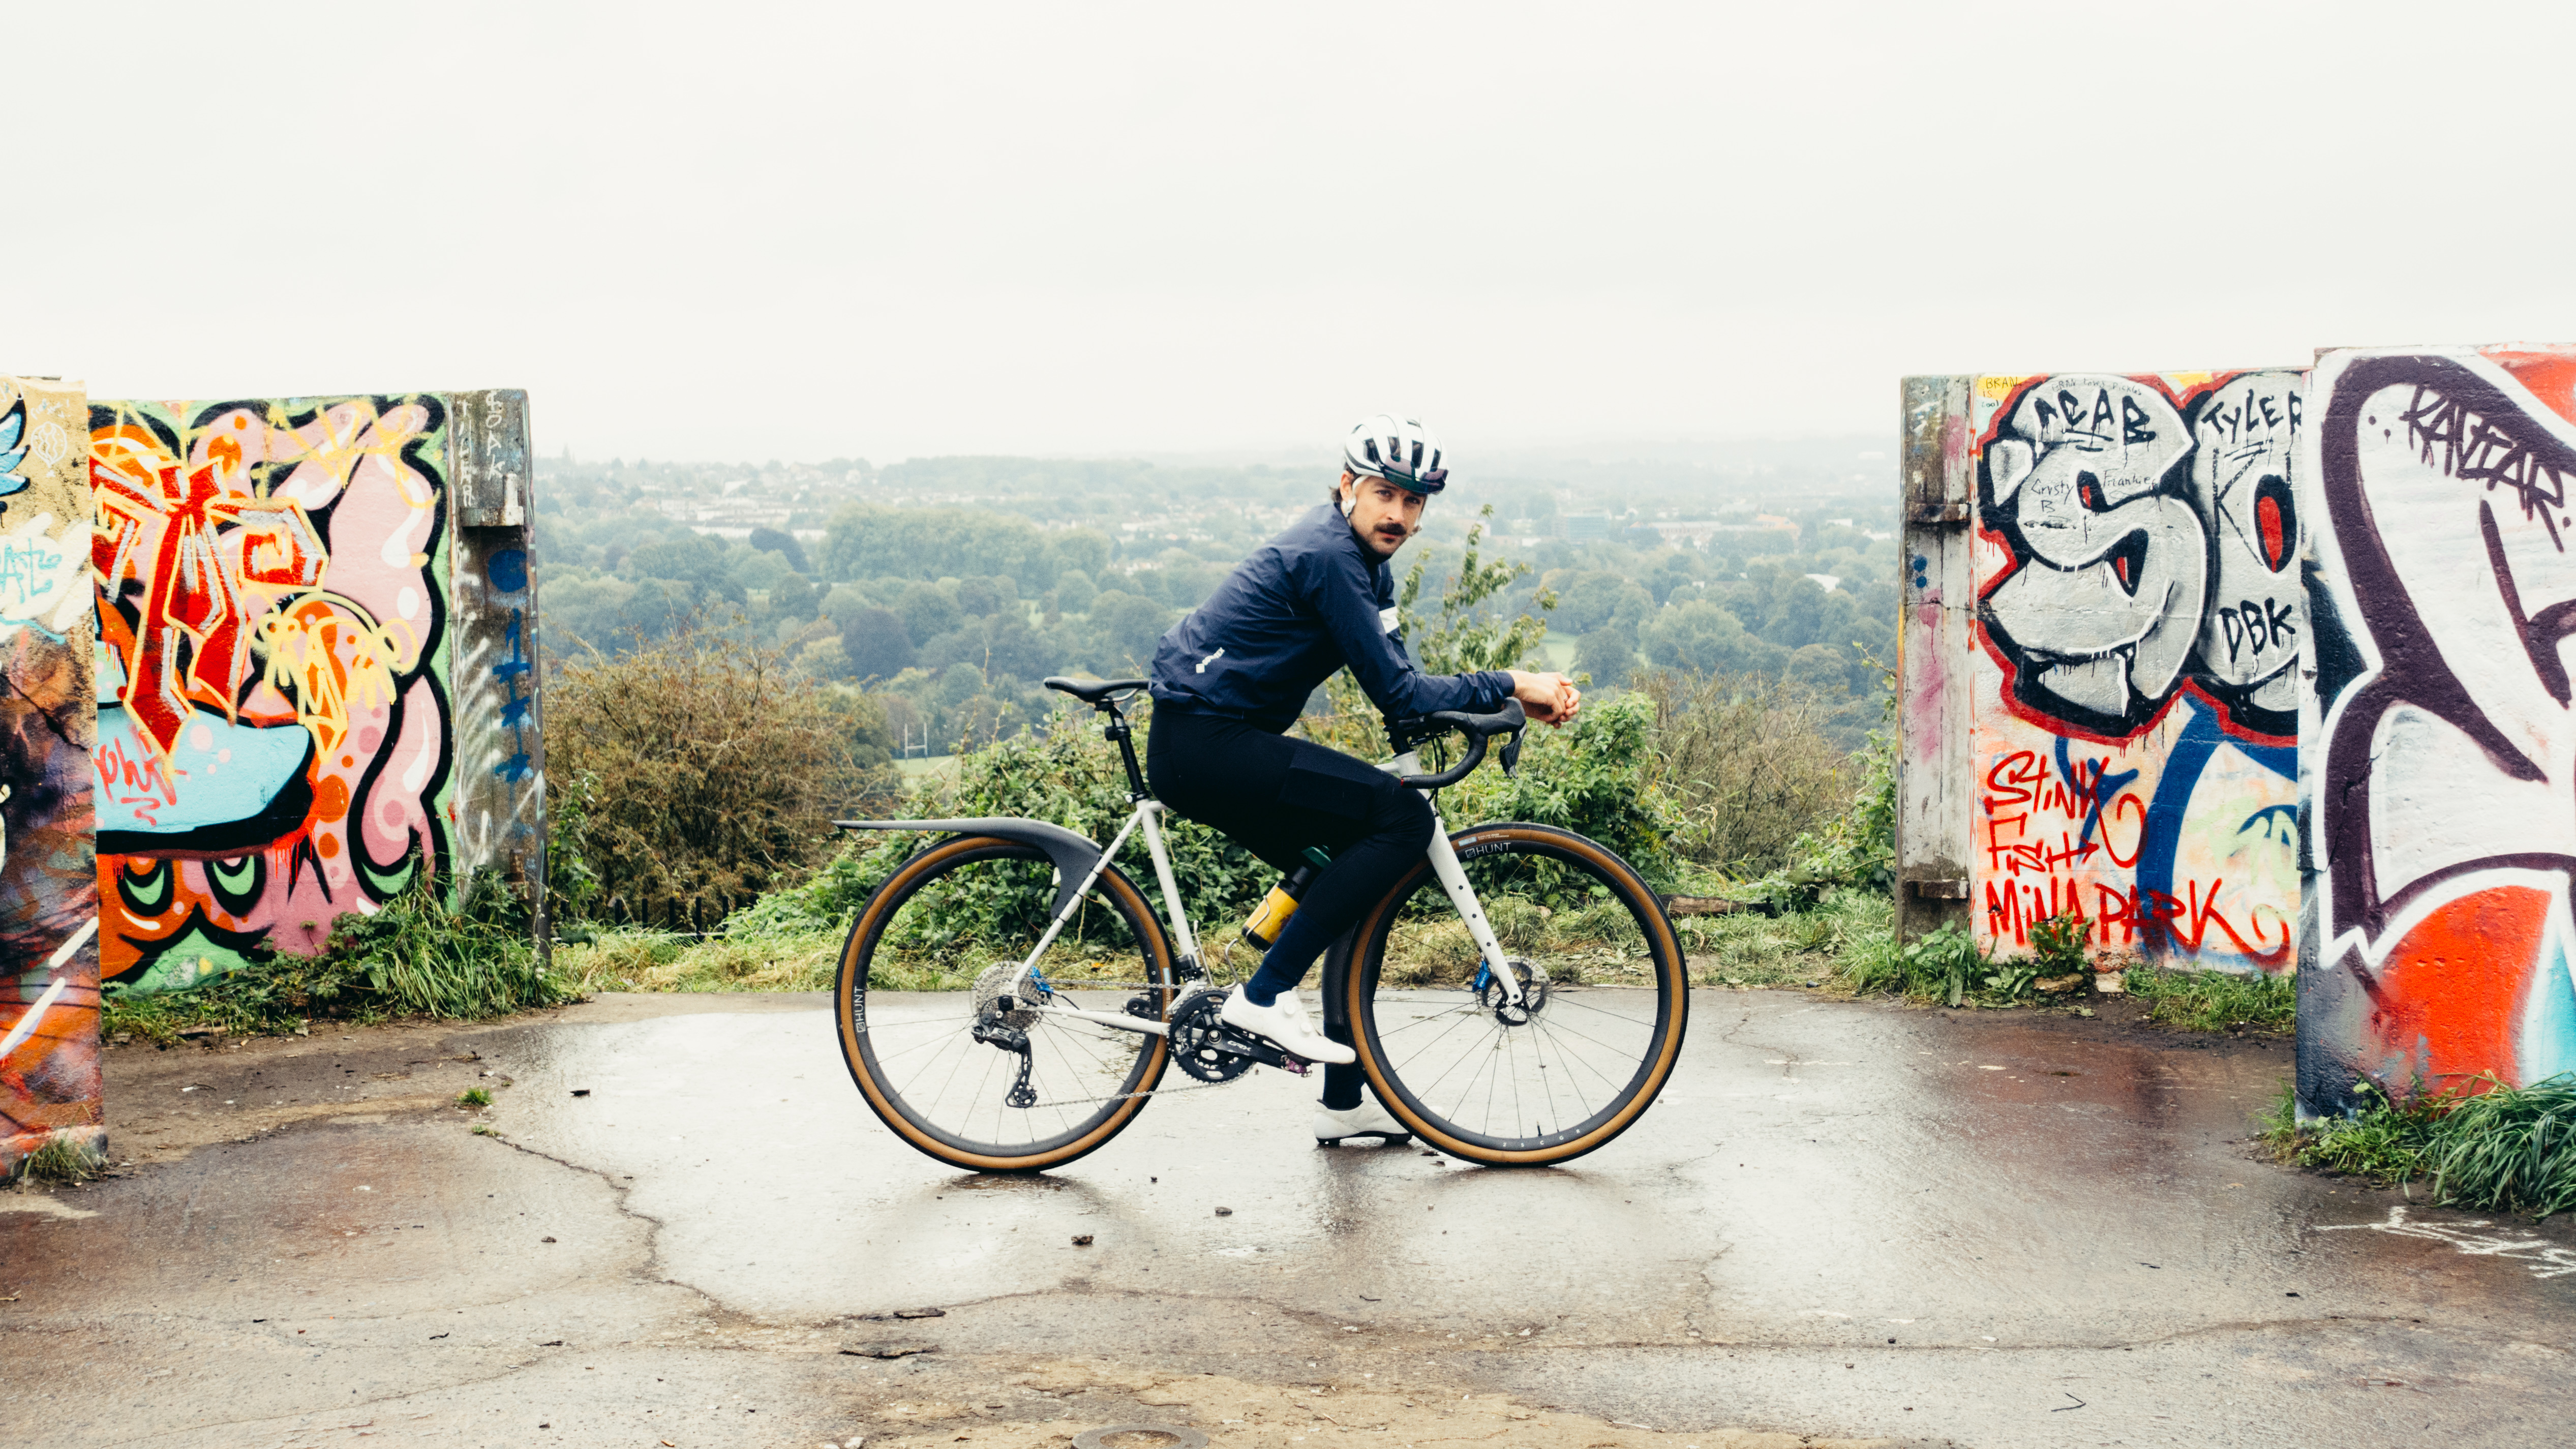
[1,376,101,1173]
[1968,370,2304,971]
[92,396,456,989]
[2301,346,2576,1111]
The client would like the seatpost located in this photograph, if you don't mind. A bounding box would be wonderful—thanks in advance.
[1101,702,1150,801]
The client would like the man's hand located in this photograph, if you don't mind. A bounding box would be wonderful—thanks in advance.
[1508,670,1582,726]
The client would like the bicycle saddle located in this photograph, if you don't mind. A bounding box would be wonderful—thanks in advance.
[1044,676,1147,704]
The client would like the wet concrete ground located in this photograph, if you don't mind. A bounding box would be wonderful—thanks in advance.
[5,989,2571,1448]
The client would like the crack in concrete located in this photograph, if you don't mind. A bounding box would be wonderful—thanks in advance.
[471,1129,724,1318]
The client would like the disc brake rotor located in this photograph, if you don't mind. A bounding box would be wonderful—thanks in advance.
[1476,957,1551,1026]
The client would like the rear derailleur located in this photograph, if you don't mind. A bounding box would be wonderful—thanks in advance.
[970,1011,1038,1108]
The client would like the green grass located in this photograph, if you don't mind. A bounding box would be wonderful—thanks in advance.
[457,1088,492,1108]
[15,1134,104,1184]
[2128,963,2296,1034]
[101,868,573,1044]
[557,925,850,993]
[1678,887,1889,988]
[2261,1074,2576,1216]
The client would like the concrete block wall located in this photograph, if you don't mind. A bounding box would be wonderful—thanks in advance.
[1901,369,2305,974]
[0,385,540,1175]
[1905,346,2576,1111]
[2297,346,2576,1112]
[0,376,103,1172]
[92,391,544,991]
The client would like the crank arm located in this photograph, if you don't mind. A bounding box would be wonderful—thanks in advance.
[1214,1024,1309,1076]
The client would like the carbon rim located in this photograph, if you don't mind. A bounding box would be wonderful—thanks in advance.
[1350,824,1686,1163]
[838,839,1173,1168]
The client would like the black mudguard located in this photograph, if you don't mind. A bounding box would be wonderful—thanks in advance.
[834,817,1105,921]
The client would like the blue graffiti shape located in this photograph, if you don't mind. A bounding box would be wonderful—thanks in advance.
[493,607,533,782]
[2236,804,2297,847]
[487,547,528,595]
[0,398,29,499]
[2051,734,2139,851]
[2135,695,2296,928]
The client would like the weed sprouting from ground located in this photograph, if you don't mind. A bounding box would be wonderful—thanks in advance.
[457,1089,493,1108]
[16,1134,104,1184]
[2262,1074,2576,1217]
[2128,964,2296,1034]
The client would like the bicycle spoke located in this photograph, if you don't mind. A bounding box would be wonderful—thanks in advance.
[1355,828,1686,1159]
[842,842,1173,1168]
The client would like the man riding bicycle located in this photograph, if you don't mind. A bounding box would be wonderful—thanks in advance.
[1145,413,1581,1145]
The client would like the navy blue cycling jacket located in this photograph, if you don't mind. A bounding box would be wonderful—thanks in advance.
[1147,503,1516,734]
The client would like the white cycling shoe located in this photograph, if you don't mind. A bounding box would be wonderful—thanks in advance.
[1218,985,1355,1066]
[1314,1095,1411,1146]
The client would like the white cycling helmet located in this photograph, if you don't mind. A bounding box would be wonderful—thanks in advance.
[1343,414,1448,494]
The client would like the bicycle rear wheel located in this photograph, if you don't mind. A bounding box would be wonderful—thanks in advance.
[1344,822,1687,1165]
[836,836,1175,1172]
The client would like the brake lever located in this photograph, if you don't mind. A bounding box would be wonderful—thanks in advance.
[1499,727,1524,777]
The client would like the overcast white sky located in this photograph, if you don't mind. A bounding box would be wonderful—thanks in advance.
[11,3,2576,465]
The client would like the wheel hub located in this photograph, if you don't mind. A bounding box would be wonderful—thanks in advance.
[1477,957,1551,1025]
[971,960,1045,1029]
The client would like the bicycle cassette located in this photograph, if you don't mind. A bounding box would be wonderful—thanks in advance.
[972,960,1046,1029]
[1168,990,1258,1083]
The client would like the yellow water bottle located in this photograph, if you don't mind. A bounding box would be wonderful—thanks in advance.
[1241,849,1332,949]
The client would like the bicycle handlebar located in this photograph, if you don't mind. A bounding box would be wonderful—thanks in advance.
[1391,700,1528,790]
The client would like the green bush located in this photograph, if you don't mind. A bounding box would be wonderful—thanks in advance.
[1632,669,1854,874]
[2263,1074,2576,1217]
[1841,920,1983,1005]
[743,701,1277,950]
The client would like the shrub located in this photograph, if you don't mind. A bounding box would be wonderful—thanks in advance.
[547,624,890,925]
[1631,669,1853,874]
[1842,920,1983,1005]
[748,701,1277,954]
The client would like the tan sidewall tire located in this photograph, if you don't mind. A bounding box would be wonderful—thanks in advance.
[835,835,1174,1172]
[1345,822,1688,1166]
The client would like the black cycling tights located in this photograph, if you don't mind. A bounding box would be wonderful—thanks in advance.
[1146,708,1435,1109]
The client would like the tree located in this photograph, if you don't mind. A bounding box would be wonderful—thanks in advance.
[892,581,963,646]
[1086,590,1173,671]
[1576,624,1639,688]
[1643,599,1789,678]
[842,607,916,681]
[746,525,810,575]
[1054,567,1099,614]
[767,572,821,623]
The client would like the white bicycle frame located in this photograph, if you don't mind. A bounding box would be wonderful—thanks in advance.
[1009,745,1521,1038]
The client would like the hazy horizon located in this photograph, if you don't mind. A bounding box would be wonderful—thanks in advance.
[12,3,2576,464]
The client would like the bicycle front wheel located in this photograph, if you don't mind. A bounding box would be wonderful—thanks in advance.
[836,836,1175,1172]
[1345,822,1687,1165]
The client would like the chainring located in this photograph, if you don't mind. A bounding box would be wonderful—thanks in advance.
[1168,989,1257,1083]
